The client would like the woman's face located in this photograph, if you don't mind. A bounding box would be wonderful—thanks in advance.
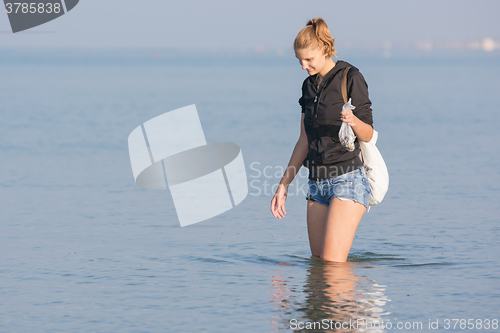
[295,47,327,75]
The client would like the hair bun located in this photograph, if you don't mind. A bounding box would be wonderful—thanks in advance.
[293,17,337,58]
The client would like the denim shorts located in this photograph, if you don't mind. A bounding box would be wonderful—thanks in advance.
[306,166,370,209]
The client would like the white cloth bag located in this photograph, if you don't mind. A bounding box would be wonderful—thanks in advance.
[340,66,389,206]
[359,130,389,206]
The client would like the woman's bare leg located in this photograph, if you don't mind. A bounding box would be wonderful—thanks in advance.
[321,198,366,262]
[306,200,329,257]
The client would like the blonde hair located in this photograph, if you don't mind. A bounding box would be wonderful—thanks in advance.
[293,17,337,58]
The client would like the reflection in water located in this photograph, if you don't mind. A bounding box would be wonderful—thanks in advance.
[270,259,390,332]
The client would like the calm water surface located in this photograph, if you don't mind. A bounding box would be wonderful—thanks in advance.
[0,49,499,332]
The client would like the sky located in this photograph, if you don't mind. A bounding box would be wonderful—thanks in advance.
[1,0,499,50]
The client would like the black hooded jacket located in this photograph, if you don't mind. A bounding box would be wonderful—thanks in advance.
[298,60,374,179]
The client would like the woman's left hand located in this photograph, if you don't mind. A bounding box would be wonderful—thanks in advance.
[341,109,374,142]
[341,109,357,127]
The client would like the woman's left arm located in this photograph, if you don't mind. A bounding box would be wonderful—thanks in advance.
[341,71,374,142]
[341,111,373,142]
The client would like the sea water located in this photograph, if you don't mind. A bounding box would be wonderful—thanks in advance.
[0,48,499,332]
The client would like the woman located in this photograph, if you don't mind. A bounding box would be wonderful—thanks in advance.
[270,17,374,262]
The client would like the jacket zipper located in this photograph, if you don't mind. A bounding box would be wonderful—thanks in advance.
[313,85,323,125]
[314,93,320,118]
[313,73,336,123]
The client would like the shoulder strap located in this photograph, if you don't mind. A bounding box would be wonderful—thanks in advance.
[341,67,351,104]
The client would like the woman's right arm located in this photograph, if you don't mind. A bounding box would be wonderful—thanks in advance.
[270,113,308,219]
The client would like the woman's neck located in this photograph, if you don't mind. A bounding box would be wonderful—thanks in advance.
[317,59,336,82]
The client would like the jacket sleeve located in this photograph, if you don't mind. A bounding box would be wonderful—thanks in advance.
[299,96,305,113]
[299,80,306,113]
[348,72,373,127]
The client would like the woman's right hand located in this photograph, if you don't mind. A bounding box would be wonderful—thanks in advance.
[270,114,307,220]
[271,184,288,219]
